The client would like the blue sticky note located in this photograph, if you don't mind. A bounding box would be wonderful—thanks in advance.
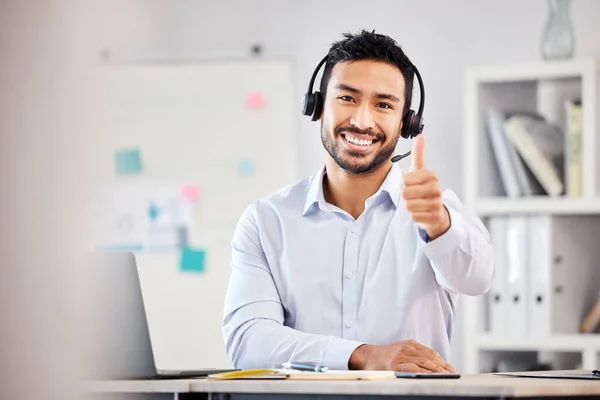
[148,203,160,221]
[115,148,142,174]
[238,158,255,177]
[179,247,206,273]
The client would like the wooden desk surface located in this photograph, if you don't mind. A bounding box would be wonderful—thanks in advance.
[85,371,600,398]
[191,373,600,398]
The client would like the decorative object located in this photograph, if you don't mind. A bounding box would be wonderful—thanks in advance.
[541,0,574,60]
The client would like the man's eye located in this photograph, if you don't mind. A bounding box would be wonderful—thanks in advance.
[339,95,354,102]
[378,103,393,109]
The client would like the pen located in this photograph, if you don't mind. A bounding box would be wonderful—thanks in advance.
[281,362,329,372]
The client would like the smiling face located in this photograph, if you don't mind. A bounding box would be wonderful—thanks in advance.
[320,59,406,175]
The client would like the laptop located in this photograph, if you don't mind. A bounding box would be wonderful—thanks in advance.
[80,251,238,380]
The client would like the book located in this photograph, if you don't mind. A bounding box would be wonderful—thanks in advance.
[564,99,583,197]
[503,114,564,197]
[486,109,533,197]
[206,368,397,381]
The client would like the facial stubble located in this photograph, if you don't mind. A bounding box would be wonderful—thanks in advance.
[320,124,400,175]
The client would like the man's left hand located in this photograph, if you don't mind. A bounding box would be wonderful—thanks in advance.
[401,135,450,240]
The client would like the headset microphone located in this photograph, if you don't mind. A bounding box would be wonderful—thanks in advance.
[390,152,411,162]
[302,55,425,163]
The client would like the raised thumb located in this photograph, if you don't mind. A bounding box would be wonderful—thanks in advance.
[410,135,426,171]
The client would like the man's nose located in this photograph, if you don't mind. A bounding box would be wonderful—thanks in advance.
[350,104,375,131]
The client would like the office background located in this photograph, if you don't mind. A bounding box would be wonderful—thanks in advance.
[2,1,600,398]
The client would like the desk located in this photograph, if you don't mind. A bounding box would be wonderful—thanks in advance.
[85,373,600,400]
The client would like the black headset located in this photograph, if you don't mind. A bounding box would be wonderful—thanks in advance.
[301,55,425,162]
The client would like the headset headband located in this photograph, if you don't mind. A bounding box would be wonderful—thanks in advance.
[305,56,425,121]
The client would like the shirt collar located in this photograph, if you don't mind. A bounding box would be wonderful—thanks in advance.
[302,164,327,216]
[378,162,404,208]
[302,162,404,216]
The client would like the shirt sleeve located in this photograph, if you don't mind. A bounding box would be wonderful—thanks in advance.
[421,189,495,296]
[222,201,364,370]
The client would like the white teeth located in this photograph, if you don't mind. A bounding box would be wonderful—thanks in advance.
[345,134,373,146]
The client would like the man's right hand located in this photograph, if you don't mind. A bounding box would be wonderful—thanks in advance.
[348,340,457,373]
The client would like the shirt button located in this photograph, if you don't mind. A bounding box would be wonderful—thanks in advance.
[345,320,354,328]
[345,271,354,278]
[350,228,354,233]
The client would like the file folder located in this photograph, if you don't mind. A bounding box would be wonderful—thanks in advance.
[505,216,528,337]
[527,215,553,336]
[526,215,600,335]
[487,216,508,336]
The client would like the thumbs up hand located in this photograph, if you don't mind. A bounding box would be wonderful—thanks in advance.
[402,135,450,240]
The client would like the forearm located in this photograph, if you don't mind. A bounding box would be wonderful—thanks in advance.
[422,193,494,296]
[224,304,363,370]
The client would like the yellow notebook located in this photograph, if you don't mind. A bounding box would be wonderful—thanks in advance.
[207,368,396,380]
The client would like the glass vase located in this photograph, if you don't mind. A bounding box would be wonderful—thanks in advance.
[541,0,574,60]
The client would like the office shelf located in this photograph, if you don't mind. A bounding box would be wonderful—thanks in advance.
[476,334,600,352]
[462,58,600,374]
[463,58,600,204]
[474,334,600,371]
[467,59,599,83]
[474,197,600,216]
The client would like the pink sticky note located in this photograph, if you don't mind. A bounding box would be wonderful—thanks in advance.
[246,91,266,110]
[181,184,200,201]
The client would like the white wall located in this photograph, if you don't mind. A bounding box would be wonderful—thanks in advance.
[100,0,600,192]
[85,0,600,371]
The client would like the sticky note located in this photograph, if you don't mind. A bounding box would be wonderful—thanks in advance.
[115,148,142,174]
[238,158,255,177]
[148,203,160,221]
[181,184,200,201]
[179,247,206,273]
[245,91,266,110]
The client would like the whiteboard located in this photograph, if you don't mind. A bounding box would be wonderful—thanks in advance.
[88,59,297,369]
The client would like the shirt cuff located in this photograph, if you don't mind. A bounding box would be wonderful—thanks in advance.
[421,205,466,259]
[323,338,364,370]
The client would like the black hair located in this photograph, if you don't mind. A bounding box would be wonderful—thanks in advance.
[319,30,414,117]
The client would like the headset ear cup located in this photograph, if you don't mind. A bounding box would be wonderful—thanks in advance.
[302,93,315,117]
[311,92,323,121]
[412,114,423,136]
[401,110,415,139]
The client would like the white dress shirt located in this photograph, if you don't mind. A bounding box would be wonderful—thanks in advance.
[222,163,494,370]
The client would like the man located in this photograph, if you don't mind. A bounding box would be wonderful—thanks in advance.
[222,30,494,373]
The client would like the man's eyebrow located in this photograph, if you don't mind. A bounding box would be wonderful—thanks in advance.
[335,83,400,103]
[374,92,400,103]
[335,83,361,94]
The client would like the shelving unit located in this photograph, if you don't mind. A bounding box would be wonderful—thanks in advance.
[474,196,600,215]
[476,333,599,352]
[461,58,600,373]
